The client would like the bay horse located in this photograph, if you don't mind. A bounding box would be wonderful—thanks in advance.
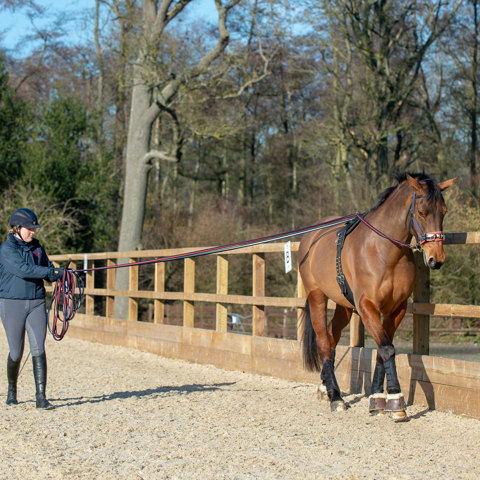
[299,173,455,419]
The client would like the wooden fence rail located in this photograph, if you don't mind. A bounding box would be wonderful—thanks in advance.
[49,231,480,355]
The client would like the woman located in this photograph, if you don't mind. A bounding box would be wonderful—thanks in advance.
[0,208,63,409]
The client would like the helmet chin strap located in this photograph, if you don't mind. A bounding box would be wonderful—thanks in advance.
[15,226,27,243]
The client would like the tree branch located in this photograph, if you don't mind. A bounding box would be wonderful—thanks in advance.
[141,150,178,164]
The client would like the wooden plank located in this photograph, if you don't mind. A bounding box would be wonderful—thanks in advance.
[76,288,345,314]
[183,258,195,328]
[86,261,94,315]
[48,241,302,263]
[216,256,228,333]
[154,262,165,324]
[444,231,480,245]
[252,253,265,336]
[296,270,306,341]
[128,259,138,321]
[412,303,480,318]
[349,312,364,347]
[413,252,430,355]
[77,288,307,307]
[106,259,115,318]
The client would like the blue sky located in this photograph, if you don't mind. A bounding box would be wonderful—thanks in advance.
[0,0,217,56]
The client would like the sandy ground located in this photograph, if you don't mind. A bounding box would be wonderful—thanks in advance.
[0,334,479,480]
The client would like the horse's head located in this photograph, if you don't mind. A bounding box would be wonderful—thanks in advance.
[406,174,456,269]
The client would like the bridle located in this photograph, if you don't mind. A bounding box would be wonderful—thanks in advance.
[351,189,445,253]
[408,191,445,249]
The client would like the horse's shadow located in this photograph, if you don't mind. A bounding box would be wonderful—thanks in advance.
[52,382,237,408]
[339,346,374,399]
[407,354,435,410]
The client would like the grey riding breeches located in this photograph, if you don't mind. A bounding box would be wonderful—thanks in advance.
[0,298,47,361]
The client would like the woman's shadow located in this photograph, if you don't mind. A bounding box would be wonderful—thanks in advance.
[52,382,237,408]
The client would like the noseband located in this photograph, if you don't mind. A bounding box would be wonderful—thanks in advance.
[408,192,445,248]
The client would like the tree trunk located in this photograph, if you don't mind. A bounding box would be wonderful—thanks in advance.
[113,0,240,318]
[114,64,160,317]
[470,0,479,197]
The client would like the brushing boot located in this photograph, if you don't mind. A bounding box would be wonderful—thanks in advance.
[6,354,21,405]
[32,353,54,410]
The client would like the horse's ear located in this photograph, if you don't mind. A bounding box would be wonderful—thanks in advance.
[438,177,456,191]
[406,174,423,192]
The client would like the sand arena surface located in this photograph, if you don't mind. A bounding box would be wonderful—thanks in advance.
[0,333,479,479]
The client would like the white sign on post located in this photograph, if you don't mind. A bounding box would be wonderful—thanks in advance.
[284,241,292,273]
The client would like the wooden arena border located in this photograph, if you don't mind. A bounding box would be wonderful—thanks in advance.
[49,231,480,419]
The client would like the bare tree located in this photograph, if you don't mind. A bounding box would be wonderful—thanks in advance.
[444,0,480,197]
[316,0,462,187]
[114,0,241,317]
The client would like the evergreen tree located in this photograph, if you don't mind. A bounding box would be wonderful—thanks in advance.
[0,56,28,192]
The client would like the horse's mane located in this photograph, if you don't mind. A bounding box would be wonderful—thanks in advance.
[370,172,441,212]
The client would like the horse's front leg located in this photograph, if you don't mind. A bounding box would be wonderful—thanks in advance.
[358,297,407,420]
[382,301,408,419]
[368,357,387,415]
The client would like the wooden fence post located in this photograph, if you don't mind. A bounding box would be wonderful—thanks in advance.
[350,313,364,347]
[252,253,265,336]
[86,260,94,316]
[413,252,430,354]
[154,262,165,324]
[128,258,138,321]
[106,258,115,318]
[297,269,306,341]
[184,258,195,328]
[216,255,228,332]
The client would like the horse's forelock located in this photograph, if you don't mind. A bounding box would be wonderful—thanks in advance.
[398,172,442,206]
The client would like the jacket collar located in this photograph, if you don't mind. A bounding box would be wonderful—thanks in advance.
[8,232,40,250]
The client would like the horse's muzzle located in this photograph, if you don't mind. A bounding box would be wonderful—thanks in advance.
[427,256,443,270]
[422,243,446,270]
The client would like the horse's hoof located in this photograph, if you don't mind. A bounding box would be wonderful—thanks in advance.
[369,393,387,415]
[386,393,407,421]
[390,410,407,421]
[317,384,328,402]
[330,399,347,412]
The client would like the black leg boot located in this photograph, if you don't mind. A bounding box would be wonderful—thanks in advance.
[6,354,21,405]
[32,353,54,410]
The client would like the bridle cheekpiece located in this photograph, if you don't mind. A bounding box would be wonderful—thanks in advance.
[408,191,445,250]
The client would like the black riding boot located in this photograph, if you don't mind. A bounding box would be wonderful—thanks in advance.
[6,354,21,405]
[32,353,54,410]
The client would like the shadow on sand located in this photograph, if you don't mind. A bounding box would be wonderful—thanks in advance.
[52,382,237,408]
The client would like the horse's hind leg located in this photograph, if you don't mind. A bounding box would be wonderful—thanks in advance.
[317,306,353,402]
[306,290,346,412]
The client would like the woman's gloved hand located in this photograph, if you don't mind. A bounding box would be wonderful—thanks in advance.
[47,267,65,282]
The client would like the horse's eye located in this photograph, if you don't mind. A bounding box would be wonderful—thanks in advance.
[418,210,426,218]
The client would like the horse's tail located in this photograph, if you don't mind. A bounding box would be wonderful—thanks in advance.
[302,300,321,372]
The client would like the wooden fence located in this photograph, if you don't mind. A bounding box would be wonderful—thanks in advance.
[48,231,480,418]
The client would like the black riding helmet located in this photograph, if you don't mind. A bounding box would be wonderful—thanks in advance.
[9,208,41,229]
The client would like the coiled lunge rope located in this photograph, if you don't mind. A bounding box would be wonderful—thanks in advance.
[47,268,84,341]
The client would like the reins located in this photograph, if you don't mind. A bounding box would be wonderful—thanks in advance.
[48,192,444,339]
